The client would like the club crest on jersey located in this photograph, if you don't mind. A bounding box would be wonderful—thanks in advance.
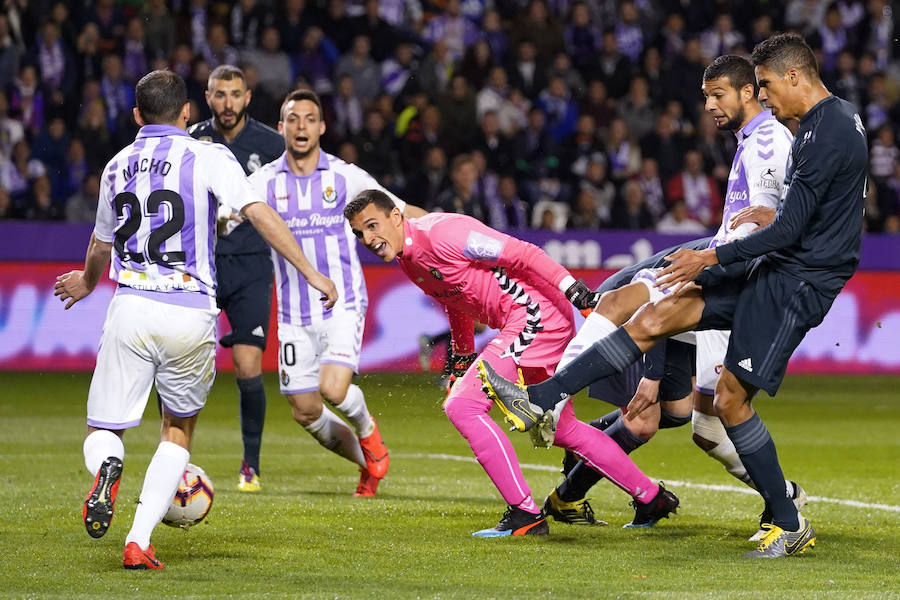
[280,369,290,386]
[323,186,337,204]
[430,268,443,280]
[247,153,262,173]
[199,136,212,142]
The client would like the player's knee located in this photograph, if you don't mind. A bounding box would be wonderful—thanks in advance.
[691,409,724,451]
[320,380,350,405]
[288,398,323,426]
[595,286,636,324]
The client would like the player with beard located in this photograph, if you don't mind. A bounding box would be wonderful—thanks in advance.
[540,56,804,538]
[188,66,284,492]
[481,36,869,557]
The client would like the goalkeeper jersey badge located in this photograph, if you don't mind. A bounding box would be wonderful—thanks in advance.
[430,268,443,280]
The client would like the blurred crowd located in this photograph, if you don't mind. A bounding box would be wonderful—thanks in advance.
[0,0,898,233]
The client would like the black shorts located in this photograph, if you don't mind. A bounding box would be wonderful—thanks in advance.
[215,252,274,350]
[588,339,696,406]
[699,260,831,396]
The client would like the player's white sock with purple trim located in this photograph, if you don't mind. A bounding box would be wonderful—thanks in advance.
[126,441,189,550]
[333,384,375,438]
[305,406,366,468]
[83,429,125,476]
[692,411,754,486]
[559,312,618,369]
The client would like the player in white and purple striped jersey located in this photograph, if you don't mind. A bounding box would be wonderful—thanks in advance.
[248,88,426,497]
[54,71,337,570]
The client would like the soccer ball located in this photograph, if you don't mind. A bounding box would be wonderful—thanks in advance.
[162,463,214,529]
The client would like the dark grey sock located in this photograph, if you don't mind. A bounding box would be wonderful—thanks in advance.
[530,327,644,411]
[237,375,266,474]
[658,410,691,429]
[589,409,622,430]
[726,414,798,530]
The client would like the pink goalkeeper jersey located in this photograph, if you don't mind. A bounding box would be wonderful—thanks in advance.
[397,213,575,365]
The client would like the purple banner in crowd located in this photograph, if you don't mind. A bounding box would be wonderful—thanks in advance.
[1,222,898,270]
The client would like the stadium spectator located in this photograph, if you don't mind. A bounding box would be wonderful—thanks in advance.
[0,13,21,91]
[432,153,486,220]
[241,26,292,100]
[0,90,24,161]
[611,178,655,230]
[581,156,615,225]
[320,0,355,54]
[141,0,177,61]
[424,0,478,62]
[656,199,707,234]
[635,157,666,222]
[594,30,632,99]
[700,14,745,62]
[279,0,308,54]
[666,149,722,229]
[536,76,578,144]
[615,1,645,64]
[99,55,135,134]
[0,139,45,207]
[619,76,657,142]
[479,9,508,62]
[335,35,381,105]
[228,0,271,51]
[22,175,61,221]
[870,124,899,182]
[437,74,478,156]
[9,64,44,135]
[511,0,564,64]
[295,26,339,96]
[352,108,399,187]
[87,0,126,55]
[414,39,453,99]
[458,39,495,92]
[30,116,69,202]
[507,40,547,100]
[65,172,100,224]
[568,187,603,229]
[405,145,449,206]
[486,173,528,231]
[604,117,641,183]
[325,74,364,144]
[473,110,515,175]
[349,0,397,62]
[380,42,416,99]
[564,1,600,73]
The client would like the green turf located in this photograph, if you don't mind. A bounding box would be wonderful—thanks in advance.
[1,372,899,599]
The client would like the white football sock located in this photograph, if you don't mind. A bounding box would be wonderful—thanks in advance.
[304,406,366,468]
[558,312,618,370]
[333,384,375,438]
[125,441,189,550]
[83,429,125,476]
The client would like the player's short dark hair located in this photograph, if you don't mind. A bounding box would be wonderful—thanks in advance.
[135,70,188,124]
[280,88,323,121]
[208,64,246,89]
[750,32,819,79]
[703,54,758,96]
[344,189,396,222]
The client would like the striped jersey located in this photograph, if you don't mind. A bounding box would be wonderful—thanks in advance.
[710,110,792,248]
[248,150,406,325]
[93,124,261,307]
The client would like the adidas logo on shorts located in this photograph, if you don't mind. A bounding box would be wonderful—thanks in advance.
[738,357,753,372]
[251,326,264,337]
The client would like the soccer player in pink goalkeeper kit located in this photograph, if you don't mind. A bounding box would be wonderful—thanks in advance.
[345,189,680,536]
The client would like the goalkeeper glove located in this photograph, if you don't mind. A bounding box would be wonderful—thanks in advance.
[443,352,477,395]
[564,278,601,311]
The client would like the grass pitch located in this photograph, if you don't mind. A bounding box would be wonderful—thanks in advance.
[1,372,899,599]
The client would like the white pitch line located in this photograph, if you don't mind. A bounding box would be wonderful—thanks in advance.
[398,452,900,513]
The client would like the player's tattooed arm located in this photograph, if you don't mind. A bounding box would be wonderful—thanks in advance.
[55,233,112,309]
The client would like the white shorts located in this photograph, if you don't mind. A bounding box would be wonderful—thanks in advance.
[87,294,219,429]
[277,310,365,394]
[695,329,729,395]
